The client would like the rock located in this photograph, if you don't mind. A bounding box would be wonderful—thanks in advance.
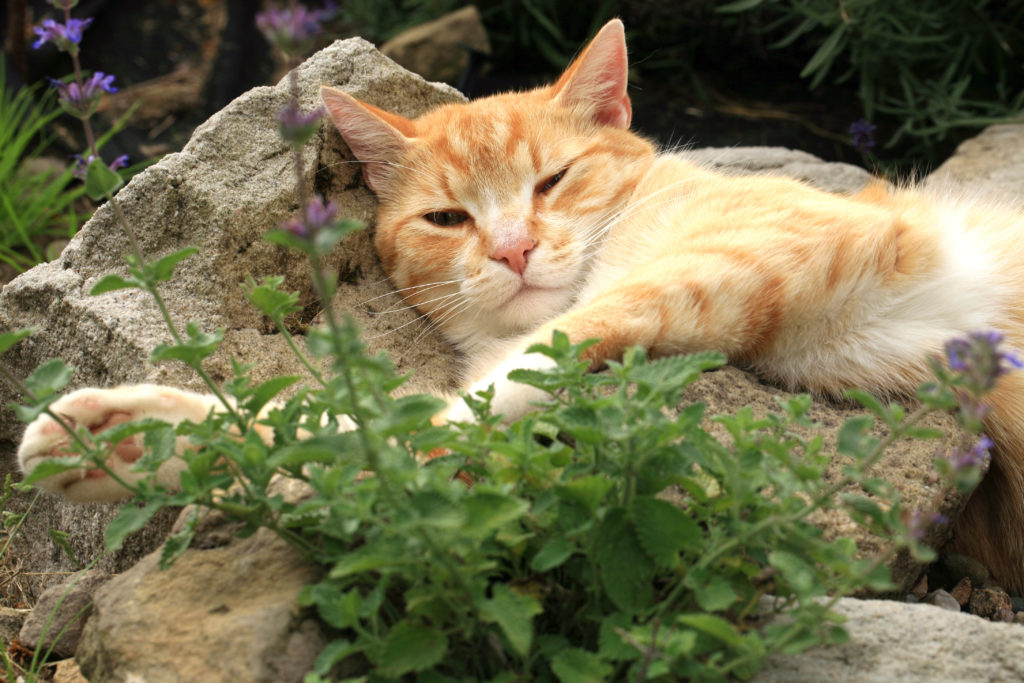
[0,37,464,598]
[52,659,88,683]
[684,147,872,194]
[950,576,973,606]
[18,568,110,659]
[0,606,29,643]
[754,597,1024,681]
[968,586,1015,621]
[941,553,990,586]
[75,520,322,683]
[922,589,960,611]
[926,123,1024,199]
[381,6,491,85]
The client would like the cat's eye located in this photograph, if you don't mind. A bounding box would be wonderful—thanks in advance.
[537,168,567,194]
[424,210,470,227]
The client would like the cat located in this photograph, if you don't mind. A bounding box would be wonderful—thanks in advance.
[16,19,1024,591]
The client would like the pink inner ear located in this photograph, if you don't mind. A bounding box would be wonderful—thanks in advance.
[319,86,414,192]
[551,19,632,129]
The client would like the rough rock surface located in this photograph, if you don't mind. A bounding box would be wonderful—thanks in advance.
[18,568,110,659]
[380,5,491,84]
[754,597,1024,682]
[926,123,1024,197]
[0,38,464,597]
[75,522,322,683]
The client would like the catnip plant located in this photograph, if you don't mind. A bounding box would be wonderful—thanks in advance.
[0,2,1011,681]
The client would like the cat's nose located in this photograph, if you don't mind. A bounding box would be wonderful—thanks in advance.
[491,237,537,275]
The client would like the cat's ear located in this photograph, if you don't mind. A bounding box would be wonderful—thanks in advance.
[320,86,415,192]
[549,19,631,129]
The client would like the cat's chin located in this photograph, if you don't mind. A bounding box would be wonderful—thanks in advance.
[495,284,572,327]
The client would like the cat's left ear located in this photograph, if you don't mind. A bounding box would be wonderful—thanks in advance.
[549,19,631,128]
[320,86,415,192]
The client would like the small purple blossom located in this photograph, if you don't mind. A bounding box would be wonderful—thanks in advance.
[949,434,994,471]
[71,153,129,180]
[49,71,117,118]
[278,103,325,147]
[282,194,338,238]
[907,510,949,541]
[945,331,1024,394]
[850,118,876,151]
[32,16,92,52]
[256,3,335,55]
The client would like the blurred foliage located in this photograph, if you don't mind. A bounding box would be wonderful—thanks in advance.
[329,0,1024,169]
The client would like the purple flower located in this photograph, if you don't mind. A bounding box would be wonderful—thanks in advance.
[282,194,338,238]
[945,331,1024,394]
[256,3,335,55]
[71,153,129,180]
[32,17,92,52]
[907,510,949,541]
[850,118,876,151]
[949,435,994,471]
[278,103,325,147]
[49,71,117,118]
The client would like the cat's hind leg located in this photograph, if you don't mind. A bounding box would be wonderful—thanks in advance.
[17,385,222,503]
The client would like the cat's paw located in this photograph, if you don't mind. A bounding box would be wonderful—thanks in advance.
[17,385,220,503]
[446,352,557,424]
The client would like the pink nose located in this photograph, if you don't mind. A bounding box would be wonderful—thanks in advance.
[491,237,537,275]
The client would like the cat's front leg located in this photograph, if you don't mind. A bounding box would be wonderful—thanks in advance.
[444,348,558,424]
[17,385,222,503]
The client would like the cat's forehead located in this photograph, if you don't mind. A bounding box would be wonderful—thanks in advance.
[411,94,587,173]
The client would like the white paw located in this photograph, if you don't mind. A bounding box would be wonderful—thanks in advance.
[17,385,220,503]
[448,352,557,423]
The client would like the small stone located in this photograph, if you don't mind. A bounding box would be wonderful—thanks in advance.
[910,574,928,598]
[1015,611,1024,625]
[923,589,961,612]
[1012,596,1024,612]
[950,576,973,606]
[19,568,111,659]
[968,586,1014,620]
[941,554,990,586]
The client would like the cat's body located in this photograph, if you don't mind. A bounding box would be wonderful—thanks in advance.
[17,21,1024,589]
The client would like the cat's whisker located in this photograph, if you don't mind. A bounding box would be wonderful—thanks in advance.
[374,290,464,316]
[358,277,466,306]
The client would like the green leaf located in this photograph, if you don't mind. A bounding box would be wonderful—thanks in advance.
[21,456,82,486]
[376,621,447,677]
[693,573,738,612]
[557,475,614,514]
[550,648,613,683]
[595,508,654,613]
[105,501,163,550]
[461,492,529,538]
[478,583,542,657]
[23,359,73,398]
[553,405,604,445]
[245,276,300,318]
[676,613,744,648]
[150,247,199,283]
[150,324,224,367]
[91,273,143,295]
[310,584,362,629]
[137,423,179,471]
[159,512,196,569]
[716,0,764,12]
[13,393,59,423]
[243,375,300,415]
[84,158,124,200]
[629,496,701,567]
[48,529,81,569]
[530,535,575,571]
[314,638,362,676]
[836,416,877,459]
[769,550,817,595]
[0,328,33,355]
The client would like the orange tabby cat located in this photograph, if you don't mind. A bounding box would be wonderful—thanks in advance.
[17,20,1024,590]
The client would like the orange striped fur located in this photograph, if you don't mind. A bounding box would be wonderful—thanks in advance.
[322,20,1024,591]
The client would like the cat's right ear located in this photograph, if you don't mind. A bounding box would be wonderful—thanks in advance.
[320,86,415,193]
[549,19,631,128]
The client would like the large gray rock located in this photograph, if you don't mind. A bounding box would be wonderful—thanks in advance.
[0,37,464,597]
[926,123,1024,198]
[754,597,1024,682]
[19,568,110,659]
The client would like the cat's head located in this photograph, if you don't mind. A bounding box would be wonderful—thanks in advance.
[322,19,654,351]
